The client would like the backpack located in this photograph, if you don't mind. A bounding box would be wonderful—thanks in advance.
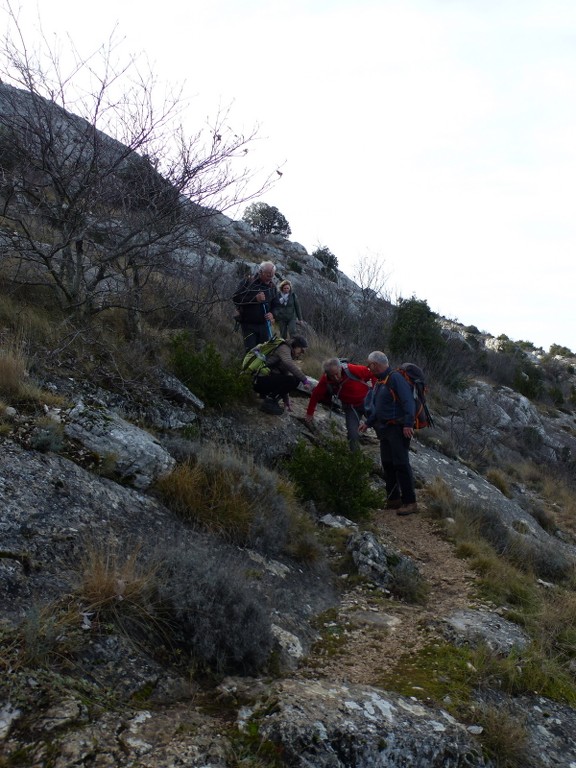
[393,363,433,429]
[241,337,286,377]
[367,363,433,429]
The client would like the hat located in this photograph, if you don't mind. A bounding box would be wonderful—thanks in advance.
[291,335,308,349]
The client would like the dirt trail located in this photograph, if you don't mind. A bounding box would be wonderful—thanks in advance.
[296,506,479,685]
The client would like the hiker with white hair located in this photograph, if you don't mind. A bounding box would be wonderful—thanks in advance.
[305,357,374,451]
[359,350,418,516]
[233,261,279,351]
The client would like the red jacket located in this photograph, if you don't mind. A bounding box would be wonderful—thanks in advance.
[306,364,375,416]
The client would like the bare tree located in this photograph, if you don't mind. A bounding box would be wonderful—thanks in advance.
[352,252,390,303]
[0,5,275,328]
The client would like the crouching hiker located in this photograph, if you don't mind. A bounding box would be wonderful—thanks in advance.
[305,357,375,451]
[252,336,312,415]
[359,350,418,516]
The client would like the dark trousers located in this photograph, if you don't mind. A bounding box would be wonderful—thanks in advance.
[343,403,365,452]
[254,374,298,400]
[378,423,416,504]
[241,322,271,351]
[278,319,297,339]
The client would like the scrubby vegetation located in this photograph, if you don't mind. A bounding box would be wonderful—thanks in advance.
[285,436,385,519]
[170,334,253,407]
[156,445,323,562]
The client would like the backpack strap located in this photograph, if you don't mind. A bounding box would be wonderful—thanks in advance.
[341,363,366,385]
[261,338,288,371]
[379,373,406,425]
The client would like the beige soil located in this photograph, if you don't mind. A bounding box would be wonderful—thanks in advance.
[296,505,480,685]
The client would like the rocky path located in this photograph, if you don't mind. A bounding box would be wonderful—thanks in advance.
[296,504,479,685]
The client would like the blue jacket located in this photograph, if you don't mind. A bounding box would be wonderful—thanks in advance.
[364,367,416,429]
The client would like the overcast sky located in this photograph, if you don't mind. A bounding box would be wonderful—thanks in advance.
[6,0,576,352]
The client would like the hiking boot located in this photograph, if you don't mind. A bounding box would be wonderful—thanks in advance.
[261,398,284,415]
[385,498,402,510]
[397,502,419,516]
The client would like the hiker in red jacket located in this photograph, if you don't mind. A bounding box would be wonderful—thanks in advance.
[305,357,375,451]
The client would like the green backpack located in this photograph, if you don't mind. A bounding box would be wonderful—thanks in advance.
[241,337,286,377]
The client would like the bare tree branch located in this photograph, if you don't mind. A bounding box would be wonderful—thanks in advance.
[0,3,277,326]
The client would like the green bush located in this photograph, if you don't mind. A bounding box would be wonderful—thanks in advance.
[549,343,573,357]
[288,259,303,274]
[212,234,234,261]
[389,296,446,360]
[285,438,385,519]
[170,334,251,407]
[548,385,564,407]
[242,202,291,237]
[512,360,543,400]
[311,245,339,283]
[521,426,543,451]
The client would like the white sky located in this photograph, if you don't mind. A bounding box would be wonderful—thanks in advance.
[6,0,576,351]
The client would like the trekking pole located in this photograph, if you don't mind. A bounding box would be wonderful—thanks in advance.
[262,302,273,340]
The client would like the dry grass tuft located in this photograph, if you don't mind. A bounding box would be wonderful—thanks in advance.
[156,445,324,563]
[476,703,529,768]
[485,467,512,497]
[529,590,576,660]
[424,476,458,518]
[77,541,158,612]
[0,292,59,345]
[156,459,257,541]
[0,346,28,398]
[74,540,164,647]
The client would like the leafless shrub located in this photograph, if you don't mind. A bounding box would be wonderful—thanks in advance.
[154,546,273,674]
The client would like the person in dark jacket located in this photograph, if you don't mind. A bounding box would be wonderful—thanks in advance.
[253,336,312,415]
[273,279,303,339]
[233,261,279,351]
[359,350,418,515]
[305,358,375,451]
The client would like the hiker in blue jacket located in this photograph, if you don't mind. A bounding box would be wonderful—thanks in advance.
[359,350,418,516]
[233,261,279,351]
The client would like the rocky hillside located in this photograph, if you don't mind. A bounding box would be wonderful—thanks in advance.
[2,83,576,768]
[2,359,576,766]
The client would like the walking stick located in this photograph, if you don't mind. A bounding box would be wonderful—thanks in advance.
[262,302,273,340]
